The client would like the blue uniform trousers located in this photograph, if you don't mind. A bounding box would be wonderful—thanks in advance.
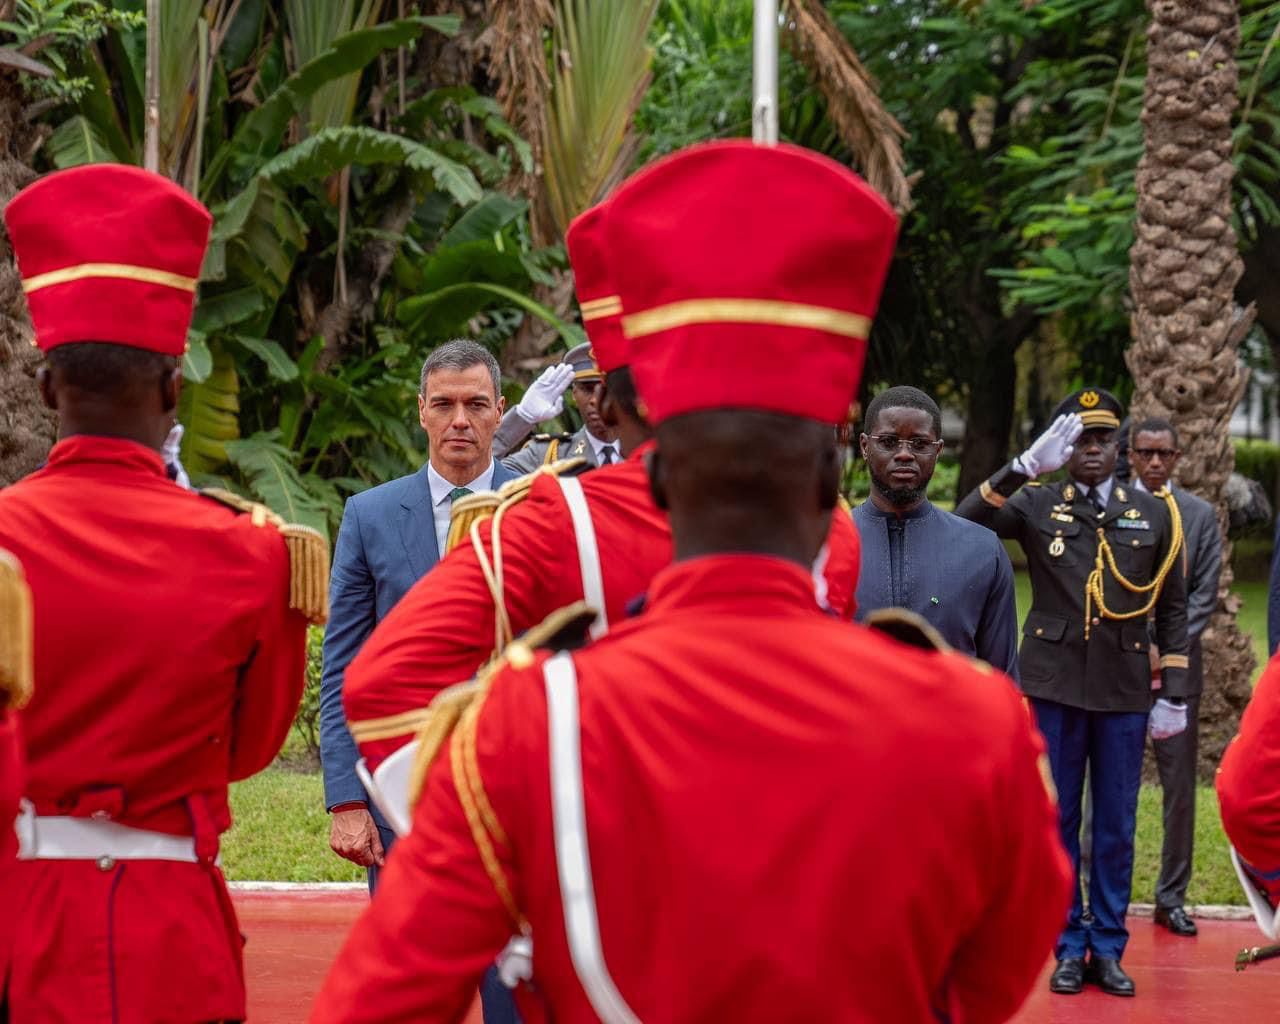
[1031,698,1148,961]
[370,828,521,1023]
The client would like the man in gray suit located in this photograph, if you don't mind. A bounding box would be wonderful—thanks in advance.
[500,342,621,473]
[1130,417,1222,937]
[319,340,519,882]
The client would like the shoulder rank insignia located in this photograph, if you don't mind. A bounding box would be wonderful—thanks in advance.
[199,488,330,625]
[0,549,34,709]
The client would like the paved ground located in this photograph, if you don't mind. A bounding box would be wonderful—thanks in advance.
[235,890,1275,1023]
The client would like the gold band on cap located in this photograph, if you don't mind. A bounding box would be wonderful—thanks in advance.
[580,295,623,321]
[621,298,872,341]
[1079,411,1121,429]
[573,369,602,381]
[22,262,198,295]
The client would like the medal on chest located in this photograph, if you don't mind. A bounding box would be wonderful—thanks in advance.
[1049,536,1066,558]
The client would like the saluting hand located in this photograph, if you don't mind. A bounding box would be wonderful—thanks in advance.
[329,806,386,868]
[1015,413,1084,478]
[515,363,576,423]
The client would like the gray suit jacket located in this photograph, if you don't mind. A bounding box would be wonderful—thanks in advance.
[1170,485,1221,647]
[499,424,604,475]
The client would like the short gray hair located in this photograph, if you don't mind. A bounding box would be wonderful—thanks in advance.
[419,339,501,398]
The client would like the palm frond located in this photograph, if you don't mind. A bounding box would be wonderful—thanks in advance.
[783,0,912,212]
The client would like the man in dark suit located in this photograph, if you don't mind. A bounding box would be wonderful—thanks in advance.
[956,387,1190,999]
[1129,417,1222,937]
[319,339,519,883]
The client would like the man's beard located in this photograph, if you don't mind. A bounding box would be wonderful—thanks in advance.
[869,466,927,508]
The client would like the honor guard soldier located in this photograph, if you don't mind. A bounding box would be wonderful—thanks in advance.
[342,194,863,772]
[312,140,1069,1024]
[0,164,323,1023]
[956,386,1190,998]
[501,342,619,473]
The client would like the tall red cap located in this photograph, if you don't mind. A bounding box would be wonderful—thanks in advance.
[5,163,212,356]
[565,201,628,373]
[606,140,898,425]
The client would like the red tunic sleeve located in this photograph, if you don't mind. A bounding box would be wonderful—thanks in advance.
[1218,654,1280,899]
[344,479,574,768]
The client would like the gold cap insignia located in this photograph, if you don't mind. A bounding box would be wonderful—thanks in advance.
[1079,390,1100,408]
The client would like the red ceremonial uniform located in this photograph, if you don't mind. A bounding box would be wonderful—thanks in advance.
[314,556,1071,1024]
[344,452,860,768]
[0,438,308,1021]
[1218,654,1280,901]
[0,164,314,1022]
[0,708,21,865]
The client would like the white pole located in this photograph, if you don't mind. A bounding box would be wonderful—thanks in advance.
[753,0,779,145]
[144,0,160,172]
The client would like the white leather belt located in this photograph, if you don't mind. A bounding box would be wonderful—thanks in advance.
[15,800,208,865]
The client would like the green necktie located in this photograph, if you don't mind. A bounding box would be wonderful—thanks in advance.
[448,486,472,502]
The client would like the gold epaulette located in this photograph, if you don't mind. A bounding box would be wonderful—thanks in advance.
[199,488,330,625]
[406,599,596,933]
[0,549,33,709]
[446,492,503,555]
[863,607,952,653]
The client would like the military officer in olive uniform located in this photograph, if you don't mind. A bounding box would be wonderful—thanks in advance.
[500,342,622,474]
[956,387,1190,1000]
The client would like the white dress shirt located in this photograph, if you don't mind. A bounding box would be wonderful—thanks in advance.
[426,460,496,556]
[586,430,620,466]
[1076,475,1114,509]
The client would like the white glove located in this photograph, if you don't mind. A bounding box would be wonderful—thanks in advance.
[1149,698,1188,740]
[162,422,192,489]
[1013,413,1084,478]
[514,363,575,424]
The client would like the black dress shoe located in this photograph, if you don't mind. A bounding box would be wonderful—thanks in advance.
[1049,957,1085,994]
[1154,905,1198,936]
[1086,956,1135,996]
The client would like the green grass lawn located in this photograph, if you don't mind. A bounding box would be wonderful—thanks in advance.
[225,576,1268,899]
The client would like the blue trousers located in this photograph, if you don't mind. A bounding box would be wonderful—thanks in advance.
[1031,698,1147,961]
[368,825,522,1023]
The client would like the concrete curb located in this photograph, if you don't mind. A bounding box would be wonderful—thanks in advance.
[222,884,1258,921]
[229,881,366,893]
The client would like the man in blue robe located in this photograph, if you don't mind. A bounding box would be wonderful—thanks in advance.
[852,386,1019,678]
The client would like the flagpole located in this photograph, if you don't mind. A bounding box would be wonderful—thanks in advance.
[753,0,779,144]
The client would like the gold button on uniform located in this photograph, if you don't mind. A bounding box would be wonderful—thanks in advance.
[1035,627,1044,636]
[1091,617,1100,626]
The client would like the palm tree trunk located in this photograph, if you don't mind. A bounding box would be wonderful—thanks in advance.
[1126,0,1256,780]
[0,71,53,487]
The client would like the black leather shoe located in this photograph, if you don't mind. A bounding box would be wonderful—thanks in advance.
[1086,956,1135,996]
[1154,905,1198,937]
[1049,957,1085,994]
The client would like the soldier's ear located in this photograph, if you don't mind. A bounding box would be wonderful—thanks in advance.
[37,366,56,410]
[646,447,668,510]
[161,366,182,415]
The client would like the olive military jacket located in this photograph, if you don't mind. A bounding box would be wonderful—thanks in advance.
[955,463,1189,713]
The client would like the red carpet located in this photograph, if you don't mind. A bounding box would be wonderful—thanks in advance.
[235,891,1273,1022]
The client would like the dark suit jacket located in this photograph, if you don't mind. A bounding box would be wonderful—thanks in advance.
[1169,485,1220,657]
[319,460,518,810]
[956,465,1189,712]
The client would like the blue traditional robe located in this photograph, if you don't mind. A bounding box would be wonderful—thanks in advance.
[851,499,1020,679]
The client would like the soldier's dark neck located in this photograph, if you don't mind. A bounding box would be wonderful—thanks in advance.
[56,404,167,453]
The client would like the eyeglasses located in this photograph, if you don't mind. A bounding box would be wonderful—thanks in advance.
[867,434,944,456]
[1131,448,1178,460]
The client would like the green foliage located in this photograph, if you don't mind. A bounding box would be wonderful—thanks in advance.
[0,0,142,101]
[1236,438,1280,511]
[19,6,561,538]
[287,625,325,769]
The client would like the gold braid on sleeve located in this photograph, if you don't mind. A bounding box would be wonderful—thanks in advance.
[1084,488,1184,640]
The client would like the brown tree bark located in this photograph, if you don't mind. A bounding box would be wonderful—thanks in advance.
[1126,0,1255,780]
[0,70,52,487]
